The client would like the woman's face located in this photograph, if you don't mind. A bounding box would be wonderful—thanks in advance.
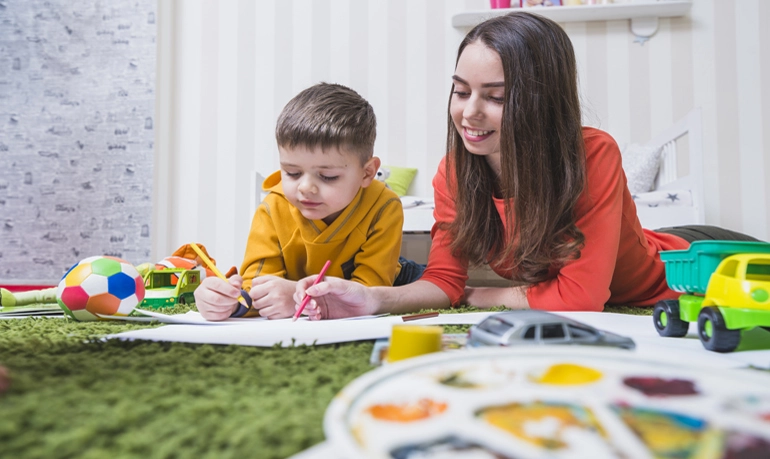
[450,41,505,174]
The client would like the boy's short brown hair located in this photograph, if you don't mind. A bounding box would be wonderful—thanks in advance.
[275,83,376,165]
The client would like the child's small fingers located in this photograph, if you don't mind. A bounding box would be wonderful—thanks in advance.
[305,281,327,297]
[227,274,243,288]
[213,310,232,321]
[194,287,218,305]
[197,286,236,307]
[199,305,232,322]
[254,304,272,318]
[249,284,269,302]
[303,298,319,314]
[305,299,322,320]
[201,277,240,297]
[251,275,279,287]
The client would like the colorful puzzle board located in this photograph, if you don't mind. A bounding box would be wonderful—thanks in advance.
[324,347,770,458]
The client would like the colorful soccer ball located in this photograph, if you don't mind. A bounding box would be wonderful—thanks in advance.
[56,256,146,321]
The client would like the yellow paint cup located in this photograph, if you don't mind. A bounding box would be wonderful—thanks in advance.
[387,325,443,363]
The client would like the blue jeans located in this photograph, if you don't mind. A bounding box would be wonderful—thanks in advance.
[394,257,426,286]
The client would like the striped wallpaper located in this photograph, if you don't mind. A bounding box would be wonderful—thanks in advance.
[154,0,770,272]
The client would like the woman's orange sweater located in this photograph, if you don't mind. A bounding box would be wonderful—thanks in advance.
[421,127,689,311]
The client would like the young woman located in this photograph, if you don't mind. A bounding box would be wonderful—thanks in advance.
[293,12,759,320]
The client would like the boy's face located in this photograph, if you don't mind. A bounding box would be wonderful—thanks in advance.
[279,145,379,225]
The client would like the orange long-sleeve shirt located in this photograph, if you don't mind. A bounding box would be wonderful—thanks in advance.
[420,127,689,311]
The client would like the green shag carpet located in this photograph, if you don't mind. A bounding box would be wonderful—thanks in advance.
[0,304,650,458]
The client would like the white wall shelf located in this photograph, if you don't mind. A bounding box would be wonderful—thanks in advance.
[451,1,692,42]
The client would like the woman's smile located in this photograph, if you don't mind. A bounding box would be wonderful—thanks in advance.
[463,127,495,141]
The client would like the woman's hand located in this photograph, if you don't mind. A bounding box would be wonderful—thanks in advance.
[294,276,379,320]
[463,285,530,309]
[249,276,298,319]
[194,275,243,321]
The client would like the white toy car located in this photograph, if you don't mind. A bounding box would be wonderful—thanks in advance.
[467,310,635,350]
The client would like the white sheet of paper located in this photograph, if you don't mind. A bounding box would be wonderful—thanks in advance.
[96,314,158,323]
[106,315,405,347]
[406,312,496,325]
[97,310,234,324]
[102,309,390,325]
[0,306,65,319]
[136,309,266,325]
[0,312,65,319]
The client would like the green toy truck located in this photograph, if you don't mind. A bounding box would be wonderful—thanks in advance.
[654,240,770,352]
[140,268,201,308]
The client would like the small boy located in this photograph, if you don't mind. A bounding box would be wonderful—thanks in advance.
[195,83,423,320]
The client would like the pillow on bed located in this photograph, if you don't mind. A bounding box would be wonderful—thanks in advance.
[621,143,663,193]
[383,165,417,196]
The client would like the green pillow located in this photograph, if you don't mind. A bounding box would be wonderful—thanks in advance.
[383,165,417,196]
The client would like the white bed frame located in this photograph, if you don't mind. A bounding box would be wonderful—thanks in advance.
[635,107,705,229]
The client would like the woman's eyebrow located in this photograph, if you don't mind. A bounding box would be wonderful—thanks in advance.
[452,75,468,85]
[452,75,504,88]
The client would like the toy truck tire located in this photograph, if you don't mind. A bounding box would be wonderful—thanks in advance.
[653,300,689,337]
[697,307,740,353]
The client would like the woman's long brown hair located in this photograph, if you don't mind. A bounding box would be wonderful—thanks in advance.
[446,12,586,284]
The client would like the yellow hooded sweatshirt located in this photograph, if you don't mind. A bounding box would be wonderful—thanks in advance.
[240,171,404,292]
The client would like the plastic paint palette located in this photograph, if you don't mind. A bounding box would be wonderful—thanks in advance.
[324,347,770,458]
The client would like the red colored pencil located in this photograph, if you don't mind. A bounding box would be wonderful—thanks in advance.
[293,260,332,322]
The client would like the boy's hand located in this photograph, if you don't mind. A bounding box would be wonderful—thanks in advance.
[194,275,243,321]
[294,276,376,320]
[249,276,297,319]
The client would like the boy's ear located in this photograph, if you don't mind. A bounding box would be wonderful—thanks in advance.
[361,156,381,187]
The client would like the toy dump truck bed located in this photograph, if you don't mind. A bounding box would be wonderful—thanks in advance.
[659,241,770,294]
